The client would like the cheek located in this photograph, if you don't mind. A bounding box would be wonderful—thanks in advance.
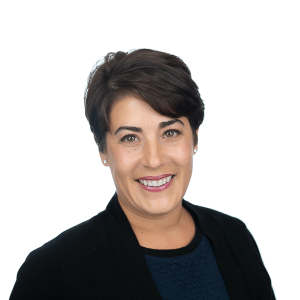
[169,142,193,168]
[110,148,139,177]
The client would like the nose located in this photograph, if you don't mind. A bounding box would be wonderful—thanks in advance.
[141,139,165,169]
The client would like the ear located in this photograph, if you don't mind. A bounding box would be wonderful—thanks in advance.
[195,129,199,150]
[99,152,108,165]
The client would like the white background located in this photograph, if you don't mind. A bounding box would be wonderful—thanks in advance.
[1,1,299,299]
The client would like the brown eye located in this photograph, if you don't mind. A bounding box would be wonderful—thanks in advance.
[121,135,138,143]
[164,129,181,138]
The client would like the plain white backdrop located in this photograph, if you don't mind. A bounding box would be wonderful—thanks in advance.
[1,1,299,299]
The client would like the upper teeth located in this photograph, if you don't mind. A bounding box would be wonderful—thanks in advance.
[139,176,173,187]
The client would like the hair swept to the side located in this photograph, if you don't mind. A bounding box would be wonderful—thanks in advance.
[84,49,205,153]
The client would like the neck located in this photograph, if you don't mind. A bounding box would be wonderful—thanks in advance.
[118,198,187,237]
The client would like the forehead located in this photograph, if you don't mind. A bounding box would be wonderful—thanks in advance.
[109,96,188,130]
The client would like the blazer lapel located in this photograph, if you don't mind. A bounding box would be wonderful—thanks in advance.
[183,200,253,300]
[101,193,163,300]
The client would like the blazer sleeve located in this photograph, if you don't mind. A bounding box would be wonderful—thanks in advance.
[9,241,65,300]
[245,225,277,300]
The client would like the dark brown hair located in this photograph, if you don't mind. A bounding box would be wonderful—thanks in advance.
[84,49,205,153]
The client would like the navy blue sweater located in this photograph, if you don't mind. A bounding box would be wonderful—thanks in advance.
[142,221,230,300]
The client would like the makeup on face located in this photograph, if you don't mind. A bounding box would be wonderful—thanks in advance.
[136,174,176,192]
[101,96,196,219]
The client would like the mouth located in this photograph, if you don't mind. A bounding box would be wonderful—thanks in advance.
[135,175,175,187]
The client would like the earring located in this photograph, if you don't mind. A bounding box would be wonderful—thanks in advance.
[194,149,197,154]
[103,160,107,164]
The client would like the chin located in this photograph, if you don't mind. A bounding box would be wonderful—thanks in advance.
[136,191,181,211]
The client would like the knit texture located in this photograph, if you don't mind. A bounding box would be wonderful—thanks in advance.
[142,219,230,300]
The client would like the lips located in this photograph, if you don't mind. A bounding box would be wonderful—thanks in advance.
[137,175,175,192]
[136,174,174,181]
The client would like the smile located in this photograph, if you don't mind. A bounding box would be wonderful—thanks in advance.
[138,175,174,187]
[136,175,175,192]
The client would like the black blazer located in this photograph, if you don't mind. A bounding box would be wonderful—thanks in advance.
[10,193,276,299]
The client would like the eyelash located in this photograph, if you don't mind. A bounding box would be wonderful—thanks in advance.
[120,129,182,143]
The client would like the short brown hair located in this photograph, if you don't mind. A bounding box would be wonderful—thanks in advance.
[84,49,205,153]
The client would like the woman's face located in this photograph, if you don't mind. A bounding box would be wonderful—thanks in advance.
[100,96,198,219]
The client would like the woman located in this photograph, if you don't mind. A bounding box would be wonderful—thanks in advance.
[10,49,276,299]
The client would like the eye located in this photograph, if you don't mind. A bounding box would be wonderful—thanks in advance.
[163,129,181,138]
[120,134,139,143]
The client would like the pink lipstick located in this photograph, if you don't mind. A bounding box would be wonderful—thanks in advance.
[136,175,175,192]
[136,174,173,181]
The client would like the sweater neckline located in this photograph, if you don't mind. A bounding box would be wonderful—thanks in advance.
[140,213,203,257]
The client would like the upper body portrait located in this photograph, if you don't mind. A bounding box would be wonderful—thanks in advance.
[10,49,276,300]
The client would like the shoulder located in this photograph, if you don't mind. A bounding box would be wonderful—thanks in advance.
[10,238,64,299]
[184,200,264,266]
[30,211,109,266]
[10,212,106,299]
[184,200,247,230]
[183,200,258,250]
[48,211,105,249]
[25,211,106,257]
[197,205,247,230]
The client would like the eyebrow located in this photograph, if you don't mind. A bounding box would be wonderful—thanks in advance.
[114,119,184,135]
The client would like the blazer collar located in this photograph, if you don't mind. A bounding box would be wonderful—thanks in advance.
[101,192,162,300]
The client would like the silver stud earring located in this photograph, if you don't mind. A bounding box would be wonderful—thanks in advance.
[103,160,107,164]
[194,149,197,154]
